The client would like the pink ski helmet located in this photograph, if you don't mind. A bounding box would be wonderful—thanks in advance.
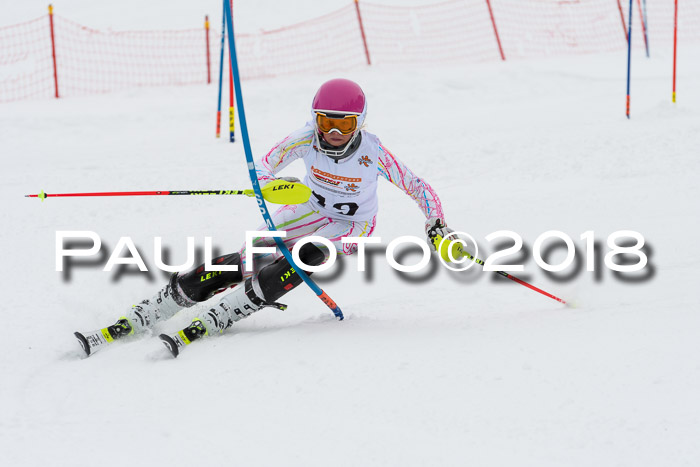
[311,79,367,158]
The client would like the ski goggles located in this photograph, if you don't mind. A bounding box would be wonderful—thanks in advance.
[314,111,358,135]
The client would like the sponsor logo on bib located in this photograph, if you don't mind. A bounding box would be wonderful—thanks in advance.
[311,166,361,189]
[358,155,372,167]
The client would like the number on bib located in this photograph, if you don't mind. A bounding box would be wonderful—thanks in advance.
[312,191,359,217]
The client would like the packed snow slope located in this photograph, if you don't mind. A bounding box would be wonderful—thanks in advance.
[1,5,700,467]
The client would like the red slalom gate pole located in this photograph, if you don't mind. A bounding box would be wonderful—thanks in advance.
[673,0,678,103]
[48,4,59,98]
[354,0,371,65]
[205,15,211,84]
[228,0,235,142]
[616,0,628,42]
[485,0,505,61]
[215,1,226,138]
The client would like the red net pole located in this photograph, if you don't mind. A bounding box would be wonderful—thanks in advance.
[673,0,678,103]
[484,0,505,61]
[617,0,629,42]
[48,4,59,98]
[205,15,211,84]
[354,0,371,65]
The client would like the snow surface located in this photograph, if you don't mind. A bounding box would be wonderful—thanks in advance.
[1,1,700,466]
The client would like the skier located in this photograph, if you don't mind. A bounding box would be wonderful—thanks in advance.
[75,78,452,357]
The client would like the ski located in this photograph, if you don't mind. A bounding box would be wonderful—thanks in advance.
[74,316,208,359]
[158,333,186,358]
[74,329,110,357]
[74,317,133,357]
[158,319,208,358]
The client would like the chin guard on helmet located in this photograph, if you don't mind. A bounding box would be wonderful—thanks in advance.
[313,129,363,161]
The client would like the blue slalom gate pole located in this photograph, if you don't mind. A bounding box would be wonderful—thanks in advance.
[222,0,344,320]
[626,0,633,119]
[215,1,225,138]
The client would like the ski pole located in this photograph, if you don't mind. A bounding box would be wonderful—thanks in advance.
[437,236,568,306]
[223,0,344,320]
[25,180,312,205]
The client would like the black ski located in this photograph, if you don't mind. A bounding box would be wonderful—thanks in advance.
[158,319,207,358]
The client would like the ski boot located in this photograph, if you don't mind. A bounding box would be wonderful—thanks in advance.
[158,277,286,358]
[74,317,133,357]
[159,319,208,358]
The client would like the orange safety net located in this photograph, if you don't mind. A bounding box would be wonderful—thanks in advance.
[235,4,367,80]
[1,1,699,103]
[0,17,55,102]
[0,14,209,102]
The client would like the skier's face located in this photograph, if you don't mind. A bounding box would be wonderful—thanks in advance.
[321,130,353,147]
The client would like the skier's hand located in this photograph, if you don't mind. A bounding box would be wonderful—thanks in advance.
[425,217,451,252]
[425,217,467,262]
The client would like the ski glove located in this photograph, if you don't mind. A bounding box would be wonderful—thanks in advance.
[425,217,452,251]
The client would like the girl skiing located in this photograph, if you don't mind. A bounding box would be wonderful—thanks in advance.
[75,78,453,357]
